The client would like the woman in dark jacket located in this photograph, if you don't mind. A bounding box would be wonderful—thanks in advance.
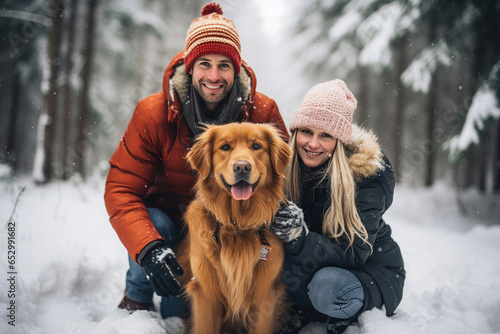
[271,80,405,333]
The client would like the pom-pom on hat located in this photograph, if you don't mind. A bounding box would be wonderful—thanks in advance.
[184,3,241,75]
[289,79,357,144]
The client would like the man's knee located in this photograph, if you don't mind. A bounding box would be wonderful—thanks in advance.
[146,208,179,245]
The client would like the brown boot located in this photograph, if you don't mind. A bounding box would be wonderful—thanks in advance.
[118,294,154,312]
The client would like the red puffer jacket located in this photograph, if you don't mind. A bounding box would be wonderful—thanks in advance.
[104,51,289,262]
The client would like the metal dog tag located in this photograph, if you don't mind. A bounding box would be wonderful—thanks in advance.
[258,230,272,261]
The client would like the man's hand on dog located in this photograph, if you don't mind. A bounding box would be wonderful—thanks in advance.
[141,245,184,297]
[271,201,308,243]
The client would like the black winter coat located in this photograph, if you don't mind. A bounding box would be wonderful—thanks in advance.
[282,125,405,316]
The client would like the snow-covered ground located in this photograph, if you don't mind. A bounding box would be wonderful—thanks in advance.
[1,176,500,334]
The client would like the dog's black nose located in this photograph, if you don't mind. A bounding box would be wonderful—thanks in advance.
[233,160,251,175]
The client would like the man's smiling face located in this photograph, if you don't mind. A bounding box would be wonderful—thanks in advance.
[190,54,235,111]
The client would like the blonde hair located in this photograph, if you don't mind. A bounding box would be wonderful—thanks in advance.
[285,131,371,250]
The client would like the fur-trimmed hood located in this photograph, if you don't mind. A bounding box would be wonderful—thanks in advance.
[345,124,384,182]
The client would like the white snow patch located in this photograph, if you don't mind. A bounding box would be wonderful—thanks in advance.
[0,179,499,333]
[401,42,453,93]
[0,164,12,179]
[358,3,404,72]
[446,85,500,158]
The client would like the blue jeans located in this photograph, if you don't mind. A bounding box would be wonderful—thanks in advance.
[125,208,188,318]
[307,267,364,319]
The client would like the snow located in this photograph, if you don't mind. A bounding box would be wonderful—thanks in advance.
[0,164,12,179]
[1,178,499,334]
[358,3,404,72]
[328,11,361,41]
[401,42,453,93]
[447,85,500,159]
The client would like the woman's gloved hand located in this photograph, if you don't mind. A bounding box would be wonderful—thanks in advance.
[271,201,308,243]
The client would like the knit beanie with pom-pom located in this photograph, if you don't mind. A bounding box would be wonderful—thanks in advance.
[289,79,357,144]
[184,3,241,75]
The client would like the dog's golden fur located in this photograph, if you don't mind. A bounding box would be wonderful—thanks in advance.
[177,122,291,334]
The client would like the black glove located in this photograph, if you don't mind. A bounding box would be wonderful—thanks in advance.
[141,245,184,297]
[271,201,308,243]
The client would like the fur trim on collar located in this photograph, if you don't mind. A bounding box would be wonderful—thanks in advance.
[345,125,384,181]
[169,64,251,105]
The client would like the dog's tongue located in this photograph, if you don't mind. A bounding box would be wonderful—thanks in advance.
[231,181,253,200]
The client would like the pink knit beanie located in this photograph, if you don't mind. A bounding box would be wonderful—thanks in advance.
[289,79,357,144]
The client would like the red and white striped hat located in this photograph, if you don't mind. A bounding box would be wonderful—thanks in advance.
[184,3,241,75]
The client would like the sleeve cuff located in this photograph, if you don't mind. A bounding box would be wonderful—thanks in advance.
[137,240,163,266]
[283,227,307,254]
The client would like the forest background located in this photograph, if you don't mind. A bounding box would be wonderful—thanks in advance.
[1,0,499,197]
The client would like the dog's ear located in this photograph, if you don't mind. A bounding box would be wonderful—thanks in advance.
[186,125,215,180]
[266,125,292,178]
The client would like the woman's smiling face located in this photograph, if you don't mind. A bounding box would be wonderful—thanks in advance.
[296,127,337,168]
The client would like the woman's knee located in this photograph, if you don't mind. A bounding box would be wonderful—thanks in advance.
[308,267,364,319]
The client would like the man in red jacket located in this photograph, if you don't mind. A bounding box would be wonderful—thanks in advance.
[104,3,288,318]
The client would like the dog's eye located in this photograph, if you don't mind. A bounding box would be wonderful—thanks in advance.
[252,143,262,150]
[221,144,230,151]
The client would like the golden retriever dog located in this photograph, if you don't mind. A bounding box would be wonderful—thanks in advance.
[177,122,291,334]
